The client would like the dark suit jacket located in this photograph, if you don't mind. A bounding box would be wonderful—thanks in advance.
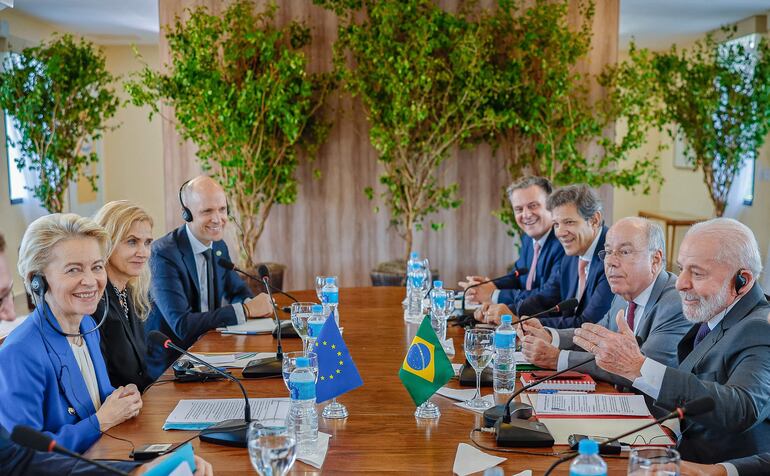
[145,225,253,378]
[518,226,613,329]
[654,283,770,464]
[495,230,565,310]
[555,270,690,387]
[0,424,139,476]
[728,452,770,475]
[96,281,153,391]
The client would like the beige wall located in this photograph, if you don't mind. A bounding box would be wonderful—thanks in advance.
[101,44,165,233]
[0,10,165,299]
[613,35,770,284]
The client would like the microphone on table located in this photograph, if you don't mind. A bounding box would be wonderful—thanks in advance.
[217,258,299,303]
[148,330,253,447]
[543,396,716,475]
[514,298,579,326]
[11,425,131,475]
[242,265,284,379]
[483,356,597,448]
[460,268,529,315]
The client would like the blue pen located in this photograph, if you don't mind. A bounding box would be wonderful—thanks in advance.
[538,389,558,394]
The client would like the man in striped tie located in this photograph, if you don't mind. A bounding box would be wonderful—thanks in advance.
[574,218,770,467]
[460,176,564,309]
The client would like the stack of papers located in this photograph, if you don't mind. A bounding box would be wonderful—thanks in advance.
[217,318,275,334]
[163,398,290,430]
[535,394,651,417]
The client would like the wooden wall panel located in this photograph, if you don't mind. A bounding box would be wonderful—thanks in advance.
[158,0,618,291]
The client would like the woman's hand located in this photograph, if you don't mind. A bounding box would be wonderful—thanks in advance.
[96,385,143,431]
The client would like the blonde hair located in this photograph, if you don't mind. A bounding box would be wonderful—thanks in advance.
[18,213,111,295]
[93,201,154,321]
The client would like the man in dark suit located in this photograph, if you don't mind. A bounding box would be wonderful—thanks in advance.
[461,176,564,310]
[478,185,613,329]
[145,176,273,377]
[575,218,770,465]
[521,217,690,387]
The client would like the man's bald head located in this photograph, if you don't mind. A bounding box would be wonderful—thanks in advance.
[182,175,229,245]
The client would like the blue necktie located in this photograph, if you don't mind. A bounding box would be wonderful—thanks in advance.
[693,322,711,347]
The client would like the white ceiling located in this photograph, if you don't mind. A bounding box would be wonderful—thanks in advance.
[7,0,770,48]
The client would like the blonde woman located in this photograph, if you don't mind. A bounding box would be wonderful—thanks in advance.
[0,214,142,453]
[94,201,155,391]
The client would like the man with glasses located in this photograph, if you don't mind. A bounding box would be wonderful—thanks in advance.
[0,233,16,322]
[520,217,690,386]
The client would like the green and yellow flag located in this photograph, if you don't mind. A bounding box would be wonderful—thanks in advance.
[399,316,454,406]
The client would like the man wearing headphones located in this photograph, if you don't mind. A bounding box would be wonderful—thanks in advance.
[573,218,770,467]
[145,175,273,378]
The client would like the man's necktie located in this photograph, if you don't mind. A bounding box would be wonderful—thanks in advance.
[525,242,541,291]
[576,259,588,301]
[626,301,637,332]
[202,249,219,310]
[693,322,711,348]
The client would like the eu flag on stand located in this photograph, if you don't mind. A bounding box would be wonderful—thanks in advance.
[313,312,364,403]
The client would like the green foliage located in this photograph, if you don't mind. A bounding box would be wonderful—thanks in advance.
[482,0,663,233]
[315,0,497,261]
[0,34,119,212]
[127,0,334,268]
[651,29,770,216]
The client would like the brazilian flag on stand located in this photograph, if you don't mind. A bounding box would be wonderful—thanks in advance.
[399,316,454,406]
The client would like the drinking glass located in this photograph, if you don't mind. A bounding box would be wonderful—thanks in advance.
[281,351,318,392]
[247,419,297,476]
[290,302,315,354]
[314,276,326,301]
[628,448,680,476]
[464,328,495,409]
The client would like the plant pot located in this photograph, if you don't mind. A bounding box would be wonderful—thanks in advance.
[370,260,439,287]
[245,262,286,295]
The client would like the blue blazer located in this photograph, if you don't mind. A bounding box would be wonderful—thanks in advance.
[0,423,139,475]
[494,230,564,309]
[0,308,114,454]
[145,225,253,377]
[517,225,613,329]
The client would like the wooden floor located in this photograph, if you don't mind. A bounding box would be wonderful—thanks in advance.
[86,287,632,474]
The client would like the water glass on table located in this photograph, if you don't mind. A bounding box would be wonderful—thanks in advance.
[628,448,680,476]
[290,302,315,354]
[463,328,495,409]
[247,419,297,476]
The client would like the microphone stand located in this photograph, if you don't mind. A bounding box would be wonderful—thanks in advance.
[217,258,299,302]
[242,274,284,378]
[159,337,253,447]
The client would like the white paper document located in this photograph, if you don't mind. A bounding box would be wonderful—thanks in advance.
[217,318,275,334]
[535,393,651,417]
[514,352,529,364]
[437,386,478,401]
[164,398,290,430]
[452,442,506,476]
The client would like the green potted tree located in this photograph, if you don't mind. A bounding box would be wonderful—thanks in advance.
[0,34,119,213]
[127,0,334,289]
[316,0,497,285]
[651,29,770,216]
[482,0,663,233]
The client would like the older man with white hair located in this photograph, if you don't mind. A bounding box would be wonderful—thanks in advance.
[574,218,770,466]
[520,217,690,387]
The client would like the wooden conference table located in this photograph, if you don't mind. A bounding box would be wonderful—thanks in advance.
[87,287,631,474]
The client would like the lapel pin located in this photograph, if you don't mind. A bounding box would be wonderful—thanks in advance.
[68,407,76,416]
[215,250,222,257]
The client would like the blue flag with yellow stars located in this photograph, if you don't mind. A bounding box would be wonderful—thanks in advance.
[399,316,454,406]
[312,311,363,403]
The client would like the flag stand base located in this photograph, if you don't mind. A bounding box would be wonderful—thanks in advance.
[322,398,348,419]
[414,400,440,419]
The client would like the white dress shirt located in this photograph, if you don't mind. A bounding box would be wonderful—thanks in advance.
[551,277,657,371]
[69,340,101,411]
[492,229,552,304]
[575,229,602,300]
[185,225,246,324]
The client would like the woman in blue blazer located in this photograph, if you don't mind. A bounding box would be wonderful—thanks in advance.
[0,213,143,453]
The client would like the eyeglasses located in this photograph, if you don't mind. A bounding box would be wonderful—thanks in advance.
[598,249,645,261]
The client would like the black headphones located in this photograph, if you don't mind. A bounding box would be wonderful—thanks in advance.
[31,272,108,337]
[179,178,231,223]
[735,270,748,293]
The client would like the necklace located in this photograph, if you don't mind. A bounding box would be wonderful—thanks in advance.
[113,284,129,320]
